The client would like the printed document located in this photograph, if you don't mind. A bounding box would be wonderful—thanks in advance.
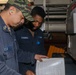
[36,58,65,75]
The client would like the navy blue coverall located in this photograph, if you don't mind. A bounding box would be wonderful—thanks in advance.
[0,17,21,75]
[0,16,34,75]
[15,26,47,75]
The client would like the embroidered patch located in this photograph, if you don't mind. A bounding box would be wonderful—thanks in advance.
[21,37,28,39]
[38,36,42,39]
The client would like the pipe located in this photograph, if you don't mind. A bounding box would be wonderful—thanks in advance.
[45,23,66,32]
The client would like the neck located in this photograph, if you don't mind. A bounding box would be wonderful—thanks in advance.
[29,29,34,37]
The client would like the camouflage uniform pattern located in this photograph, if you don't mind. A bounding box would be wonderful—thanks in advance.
[8,0,34,21]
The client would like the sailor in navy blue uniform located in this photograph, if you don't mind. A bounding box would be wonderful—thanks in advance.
[15,6,47,75]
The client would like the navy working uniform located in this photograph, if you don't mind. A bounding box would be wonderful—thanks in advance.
[15,26,47,75]
[0,16,36,75]
[0,17,22,75]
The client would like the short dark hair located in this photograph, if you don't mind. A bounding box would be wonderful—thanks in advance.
[3,3,11,11]
[31,6,46,19]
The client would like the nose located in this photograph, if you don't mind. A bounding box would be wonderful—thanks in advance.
[35,22,40,27]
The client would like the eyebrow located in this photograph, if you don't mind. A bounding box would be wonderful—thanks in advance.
[34,20,42,23]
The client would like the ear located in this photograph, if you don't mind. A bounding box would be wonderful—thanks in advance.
[9,6,16,14]
[9,10,14,15]
[9,10,13,13]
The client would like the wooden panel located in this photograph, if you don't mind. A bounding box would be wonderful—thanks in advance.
[47,45,65,58]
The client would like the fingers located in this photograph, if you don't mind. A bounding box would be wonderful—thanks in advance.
[35,54,48,62]
[26,70,35,75]
[39,55,48,62]
[39,55,48,58]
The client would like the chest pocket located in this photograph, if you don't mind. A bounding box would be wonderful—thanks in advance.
[37,36,43,44]
[3,45,14,60]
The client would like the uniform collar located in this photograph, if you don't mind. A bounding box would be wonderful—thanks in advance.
[0,16,11,33]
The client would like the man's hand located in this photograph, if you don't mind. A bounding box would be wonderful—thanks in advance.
[34,54,48,62]
[25,70,35,75]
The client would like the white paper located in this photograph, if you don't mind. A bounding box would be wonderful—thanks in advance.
[36,58,65,75]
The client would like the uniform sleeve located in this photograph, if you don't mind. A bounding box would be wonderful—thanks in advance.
[0,39,21,75]
[0,61,21,75]
[17,49,36,64]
